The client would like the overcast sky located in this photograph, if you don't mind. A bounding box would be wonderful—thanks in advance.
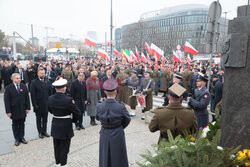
[0,0,247,45]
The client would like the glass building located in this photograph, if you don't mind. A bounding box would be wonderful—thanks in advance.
[117,4,228,57]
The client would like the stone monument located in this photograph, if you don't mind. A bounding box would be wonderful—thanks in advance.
[220,5,250,149]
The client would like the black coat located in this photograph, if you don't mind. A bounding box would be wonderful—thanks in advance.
[30,78,52,113]
[70,79,87,113]
[14,68,29,84]
[96,98,131,167]
[4,83,30,119]
[48,92,81,139]
[214,80,223,106]
[1,65,15,86]
[46,70,56,84]
[26,67,37,84]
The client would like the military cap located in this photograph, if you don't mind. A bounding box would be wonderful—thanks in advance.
[173,73,183,80]
[103,79,118,92]
[52,79,67,89]
[168,83,187,98]
[197,73,208,82]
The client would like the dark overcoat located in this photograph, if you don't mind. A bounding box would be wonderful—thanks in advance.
[96,99,131,167]
[4,83,30,119]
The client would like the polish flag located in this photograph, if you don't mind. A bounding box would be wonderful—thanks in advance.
[135,47,140,61]
[114,48,123,59]
[150,43,164,60]
[145,42,150,50]
[184,41,198,55]
[147,53,153,66]
[186,54,192,65]
[85,38,97,48]
[98,49,109,62]
[173,50,182,63]
[140,52,148,63]
[130,50,138,61]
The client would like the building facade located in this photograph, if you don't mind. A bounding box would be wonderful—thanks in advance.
[115,28,122,52]
[118,4,228,57]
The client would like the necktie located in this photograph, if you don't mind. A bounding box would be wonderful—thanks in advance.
[17,84,20,92]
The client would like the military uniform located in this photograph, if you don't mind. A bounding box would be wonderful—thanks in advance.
[48,79,81,166]
[151,70,160,95]
[190,86,210,129]
[182,70,193,94]
[149,83,197,144]
[137,75,155,112]
[61,68,74,93]
[159,69,170,94]
[116,72,129,104]
[125,76,139,110]
[96,79,131,167]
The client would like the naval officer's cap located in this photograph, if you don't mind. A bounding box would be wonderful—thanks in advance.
[197,72,208,82]
[52,79,67,89]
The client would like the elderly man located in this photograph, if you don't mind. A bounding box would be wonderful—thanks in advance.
[4,73,30,146]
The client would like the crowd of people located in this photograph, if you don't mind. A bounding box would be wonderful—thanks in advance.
[2,57,224,166]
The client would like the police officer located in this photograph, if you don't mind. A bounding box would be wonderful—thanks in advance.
[189,73,210,129]
[70,73,87,130]
[4,73,30,146]
[149,83,197,144]
[48,79,81,167]
[124,70,139,116]
[96,79,131,167]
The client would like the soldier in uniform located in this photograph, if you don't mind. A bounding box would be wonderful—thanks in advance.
[136,71,155,120]
[61,64,74,94]
[159,66,171,97]
[189,74,210,129]
[149,83,197,144]
[181,66,193,95]
[151,66,160,96]
[124,70,139,116]
[48,79,81,167]
[96,79,131,167]
[116,68,129,104]
[4,73,30,146]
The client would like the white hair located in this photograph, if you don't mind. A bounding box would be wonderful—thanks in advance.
[11,73,21,79]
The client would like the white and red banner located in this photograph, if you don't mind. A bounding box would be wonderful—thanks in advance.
[114,48,123,59]
[140,52,148,63]
[147,53,153,66]
[150,43,164,60]
[137,94,146,109]
[130,50,138,61]
[184,41,198,55]
[98,49,110,62]
[85,38,97,48]
[186,54,192,65]
[135,47,140,61]
[145,42,150,51]
[173,50,182,64]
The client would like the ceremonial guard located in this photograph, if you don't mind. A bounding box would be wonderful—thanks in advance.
[96,79,131,167]
[116,68,129,104]
[124,70,139,116]
[151,66,160,96]
[189,73,210,129]
[70,73,87,130]
[4,73,30,146]
[61,64,74,94]
[30,68,52,138]
[181,66,193,94]
[136,71,155,119]
[149,83,197,144]
[48,79,81,167]
[159,66,170,97]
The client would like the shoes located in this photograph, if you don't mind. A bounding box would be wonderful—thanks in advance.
[15,140,20,146]
[39,133,44,139]
[20,138,28,144]
[129,110,136,117]
[76,126,81,130]
[141,116,145,120]
[43,132,50,137]
[80,125,85,130]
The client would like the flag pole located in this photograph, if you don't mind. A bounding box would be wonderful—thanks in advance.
[110,0,113,65]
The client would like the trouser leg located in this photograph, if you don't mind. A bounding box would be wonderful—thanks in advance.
[36,112,42,134]
[12,119,19,140]
[42,112,48,134]
[59,139,71,166]
[79,113,83,126]
[19,118,25,140]
[53,138,61,165]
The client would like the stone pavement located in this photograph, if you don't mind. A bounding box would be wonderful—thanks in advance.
[0,117,159,167]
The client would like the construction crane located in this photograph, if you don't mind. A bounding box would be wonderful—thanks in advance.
[18,23,54,49]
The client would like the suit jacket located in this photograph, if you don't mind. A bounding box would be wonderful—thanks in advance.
[149,103,197,144]
[48,92,81,139]
[45,70,56,84]
[30,78,52,113]
[4,83,30,119]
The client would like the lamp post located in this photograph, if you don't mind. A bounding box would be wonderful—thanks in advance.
[110,0,113,64]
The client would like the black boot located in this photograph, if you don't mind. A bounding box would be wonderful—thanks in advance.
[90,116,93,125]
[93,117,97,125]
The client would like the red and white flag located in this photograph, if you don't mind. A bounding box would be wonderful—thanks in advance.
[140,52,148,63]
[150,43,164,60]
[114,48,123,59]
[173,50,182,64]
[186,54,192,65]
[130,50,138,61]
[137,94,146,108]
[145,42,150,51]
[184,41,198,55]
[147,53,153,66]
[85,37,97,48]
[135,47,140,61]
[98,49,109,62]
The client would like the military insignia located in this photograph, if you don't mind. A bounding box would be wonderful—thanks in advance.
[72,100,75,104]
[204,94,208,99]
